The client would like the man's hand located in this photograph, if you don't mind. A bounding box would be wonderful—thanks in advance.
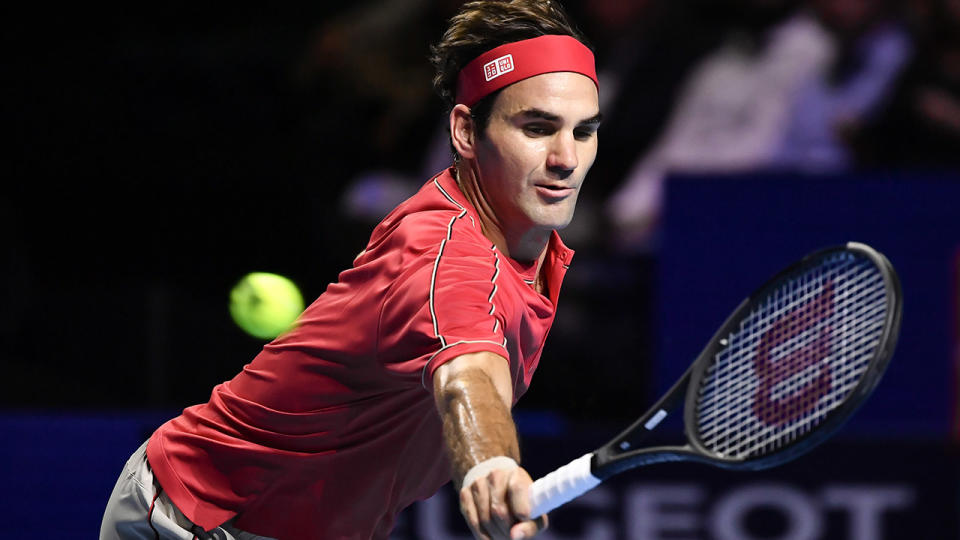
[459,465,547,539]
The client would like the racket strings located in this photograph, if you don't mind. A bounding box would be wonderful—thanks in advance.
[706,276,884,454]
[694,253,888,460]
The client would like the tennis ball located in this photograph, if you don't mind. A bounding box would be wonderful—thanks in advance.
[229,272,305,339]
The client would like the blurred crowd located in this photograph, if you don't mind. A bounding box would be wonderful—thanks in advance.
[302,0,959,254]
[269,0,960,417]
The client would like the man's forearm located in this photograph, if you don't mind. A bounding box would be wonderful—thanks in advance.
[438,367,520,485]
[433,352,545,538]
[433,351,520,486]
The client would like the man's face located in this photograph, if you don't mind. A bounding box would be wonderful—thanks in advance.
[473,72,601,236]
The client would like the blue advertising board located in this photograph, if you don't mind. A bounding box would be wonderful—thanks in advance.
[656,172,960,437]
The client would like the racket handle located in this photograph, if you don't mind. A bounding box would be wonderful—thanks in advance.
[528,453,601,517]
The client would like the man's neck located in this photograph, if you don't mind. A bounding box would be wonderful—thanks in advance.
[454,162,551,263]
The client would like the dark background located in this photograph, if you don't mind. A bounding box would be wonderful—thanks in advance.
[5,0,959,538]
[6,0,679,415]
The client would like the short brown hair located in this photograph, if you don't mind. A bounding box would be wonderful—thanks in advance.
[429,0,591,138]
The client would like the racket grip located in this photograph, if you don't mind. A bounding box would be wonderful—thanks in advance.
[528,453,601,517]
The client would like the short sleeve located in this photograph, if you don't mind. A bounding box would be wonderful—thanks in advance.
[377,234,509,390]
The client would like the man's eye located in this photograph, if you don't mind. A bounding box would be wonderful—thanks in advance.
[574,129,596,140]
[524,124,553,136]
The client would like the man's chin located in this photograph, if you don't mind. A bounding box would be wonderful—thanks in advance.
[534,215,575,232]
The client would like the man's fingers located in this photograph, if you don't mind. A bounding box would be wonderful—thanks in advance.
[460,489,480,536]
[505,469,533,521]
[504,467,546,539]
[485,470,513,537]
[488,469,513,522]
[461,465,541,539]
[460,488,489,540]
[508,515,548,540]
[470,479,492,529]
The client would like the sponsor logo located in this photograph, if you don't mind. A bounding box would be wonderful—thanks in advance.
[483,54,515,82]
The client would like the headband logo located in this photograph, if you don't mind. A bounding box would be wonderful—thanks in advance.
[483,54,515,82]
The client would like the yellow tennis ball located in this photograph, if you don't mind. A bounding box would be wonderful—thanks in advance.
[229,272,305,339]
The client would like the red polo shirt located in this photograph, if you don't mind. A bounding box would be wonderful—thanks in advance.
[146,168,574,539]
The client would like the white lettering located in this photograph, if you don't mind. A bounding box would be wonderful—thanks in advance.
[625,484,704,540]
[539,487,617,540]
[823,485,914,540]
[406,481,917,539]
[710,483,822,540]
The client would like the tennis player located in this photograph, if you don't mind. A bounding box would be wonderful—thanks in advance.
[100,1,600,538]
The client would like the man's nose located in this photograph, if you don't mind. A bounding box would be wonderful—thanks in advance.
[546,132,578,179]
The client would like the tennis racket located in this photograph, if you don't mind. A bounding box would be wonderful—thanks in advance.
[528,242,902,517]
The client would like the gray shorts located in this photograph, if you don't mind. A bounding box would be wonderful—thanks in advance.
[99,442,274,540]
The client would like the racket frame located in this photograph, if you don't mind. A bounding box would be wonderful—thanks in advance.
[592,241,903,477]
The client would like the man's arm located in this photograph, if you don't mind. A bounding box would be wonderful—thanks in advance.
[433,351,546,539]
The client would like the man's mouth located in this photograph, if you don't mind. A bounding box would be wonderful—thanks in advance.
[535,183,576,198]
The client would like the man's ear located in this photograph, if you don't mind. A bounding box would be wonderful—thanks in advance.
[450,104,477,160]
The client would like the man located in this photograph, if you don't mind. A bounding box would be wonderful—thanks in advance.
[101,1,600,538]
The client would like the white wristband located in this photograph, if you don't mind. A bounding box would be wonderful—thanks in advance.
[461,456,519,490]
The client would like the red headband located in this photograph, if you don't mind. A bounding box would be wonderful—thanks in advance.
[455,34,598,107]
